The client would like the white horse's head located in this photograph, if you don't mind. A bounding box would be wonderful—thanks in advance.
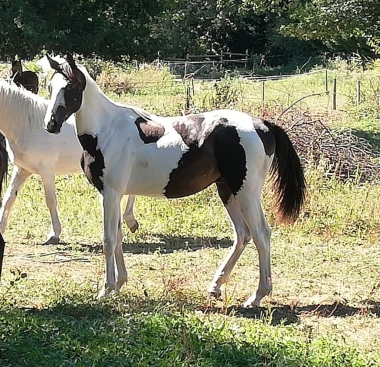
[44,53,86,134]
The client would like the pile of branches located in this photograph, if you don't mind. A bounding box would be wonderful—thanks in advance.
[276,111,380,182]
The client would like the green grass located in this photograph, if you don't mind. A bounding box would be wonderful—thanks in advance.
[1,60,380,366]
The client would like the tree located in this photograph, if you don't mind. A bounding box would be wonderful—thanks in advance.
[281,0,380,55]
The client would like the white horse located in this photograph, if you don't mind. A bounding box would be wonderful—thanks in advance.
[0,81,138,244]
[44,53,306,307]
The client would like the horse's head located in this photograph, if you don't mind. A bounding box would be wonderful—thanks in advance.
[11,60,22,73]
[44,53,86,134]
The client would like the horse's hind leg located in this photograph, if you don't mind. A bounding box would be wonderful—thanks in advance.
[122,195,139,233]
[235,189,272,308]
[40,171,61,245]
[0,166,32,234]
[208,182,251,298]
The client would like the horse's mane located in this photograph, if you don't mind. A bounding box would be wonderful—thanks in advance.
[0,81,48,132]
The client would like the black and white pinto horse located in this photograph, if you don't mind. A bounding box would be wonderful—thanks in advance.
[0,80,138,245]
[44,54,306,307]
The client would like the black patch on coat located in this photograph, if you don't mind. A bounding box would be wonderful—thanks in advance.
[214,125,247,196]
[252,117,276,156]
[134,117,165,144]
[78,134,105,192]
[63,82,84,116]
[164,123,246,199]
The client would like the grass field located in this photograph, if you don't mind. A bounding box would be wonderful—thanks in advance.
[1,61,380,366]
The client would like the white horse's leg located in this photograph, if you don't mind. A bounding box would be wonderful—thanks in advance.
[98,187,122,298]
[115,216,128,291]
[40,171,61,245]
[0,166,32,234]
[236,191,272,308]
[122,195,139,233]
[208,182,251,298]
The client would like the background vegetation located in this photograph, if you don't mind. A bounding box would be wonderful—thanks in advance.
[0,57,379,365]
[1,0,379,67]
[1,1,380,363]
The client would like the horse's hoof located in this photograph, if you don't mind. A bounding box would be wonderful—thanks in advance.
[242,296,261,308]
[42,236,60,245]
[208,288,222,300]
[128,221,139,233]
[97,283,117,299]
[97,289,106,299]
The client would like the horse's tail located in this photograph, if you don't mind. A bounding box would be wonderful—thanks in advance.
[0,133,8,199]
[263,120,306,222]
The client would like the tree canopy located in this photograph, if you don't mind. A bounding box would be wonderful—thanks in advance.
[0,0,379,65]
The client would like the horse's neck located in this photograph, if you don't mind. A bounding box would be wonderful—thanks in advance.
[11,64,22,76]
[0,86,46,140]
[76,80,120,135]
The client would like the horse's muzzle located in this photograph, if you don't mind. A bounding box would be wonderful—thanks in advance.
[45,105,68,134]
[46,117,61,134]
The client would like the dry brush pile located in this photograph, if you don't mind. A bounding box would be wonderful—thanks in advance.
[266,110,380,182]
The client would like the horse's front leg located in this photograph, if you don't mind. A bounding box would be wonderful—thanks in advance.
[98,187,124,298]
[115,215,128,290]
[0,166,32,234]
[40,171,61,245]
[122,195,139,233]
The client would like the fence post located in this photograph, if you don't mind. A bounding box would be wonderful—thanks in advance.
[325,69,328,92]
[332,78,337,110]
[184,54,189,78]
[356,80,361,106]
[185,85,191,112]
[245,49,249,69]
[261,81,265,109]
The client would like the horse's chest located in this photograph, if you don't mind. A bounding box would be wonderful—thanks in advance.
[78,134,105,192]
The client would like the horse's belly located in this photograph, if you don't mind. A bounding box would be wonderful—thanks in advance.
[55,147,83,174]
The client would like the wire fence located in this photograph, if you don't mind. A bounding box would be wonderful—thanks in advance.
[172,69,380,119]
[2,57,380,118]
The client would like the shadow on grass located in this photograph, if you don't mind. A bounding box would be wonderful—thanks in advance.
[201,300,380,326]
[0,298,294,367]
[57,234,233,255]
[2,295,378,366]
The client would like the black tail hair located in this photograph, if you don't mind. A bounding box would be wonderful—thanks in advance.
[264,121,306,222]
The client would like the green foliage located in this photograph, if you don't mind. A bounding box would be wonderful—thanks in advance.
[0,0,168,60]
[1,62,380,366]
[281,0,380,55]
[97,64,179,96]
[0,292,377,366]
[1,0,378,67]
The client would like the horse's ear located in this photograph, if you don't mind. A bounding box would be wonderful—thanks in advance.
[46,55,61,71]
[66,53,78,70]
[73,69,87,91]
